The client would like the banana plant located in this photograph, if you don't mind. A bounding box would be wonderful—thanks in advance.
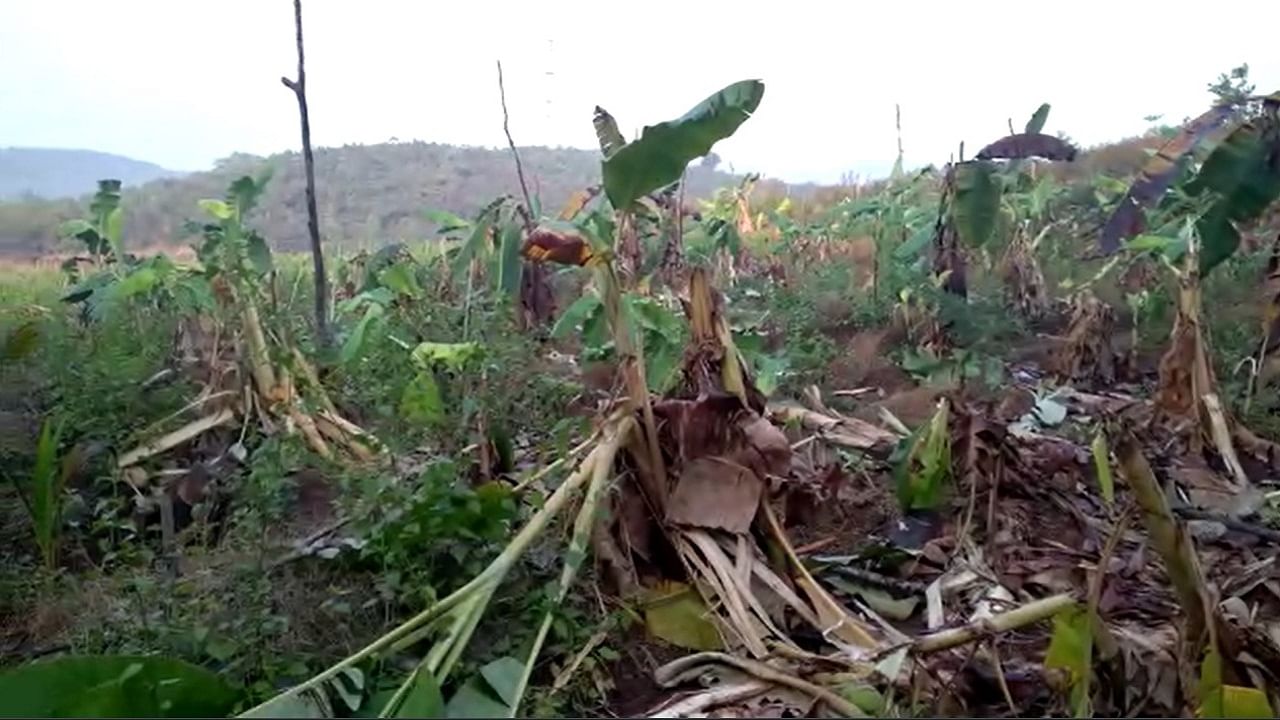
[59,180,214,323]
[592,80,764,281]
[59,179,124,269]
[933,103,1079,300]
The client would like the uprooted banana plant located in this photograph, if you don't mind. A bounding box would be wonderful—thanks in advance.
[241,410,638,717]
[116,173,379,476]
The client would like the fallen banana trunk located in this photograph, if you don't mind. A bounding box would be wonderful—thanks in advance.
[240,414,636,718]
[649,592,1080,718]
[651,652,867,718]
[118,295,378,470]
[116,407,236,468]
[767,403,898,452]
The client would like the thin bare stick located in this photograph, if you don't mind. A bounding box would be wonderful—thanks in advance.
[551,629,609,692]
[281,0,331,347]
[989,640,1019,716]
[496,60,535,228]
[511,429,601,493]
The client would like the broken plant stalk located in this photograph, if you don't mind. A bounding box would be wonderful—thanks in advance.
[507,418,621,716]
[240,415,635,717]
[653,652,866,718]
[116,408,236,469]
[1154,235,1249,487]
[594,260,668,506]
[912,593,1077,654]
[1115,428,1210,648]
[1114,427,1229,709]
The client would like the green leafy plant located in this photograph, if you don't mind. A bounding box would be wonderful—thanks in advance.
[599,80,764,210]
[892,399,951,511]
[1043,604,1093,717]
[0,655,240,718]
[27,416,66,570]
[357,458,516,603]
[57,181,212,322]
[1198,643,1275,718]
[191,171,276,281]
[59,179,124,265]
[241,418,634,719]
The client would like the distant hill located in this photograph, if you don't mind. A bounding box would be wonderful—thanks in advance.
[0,132,1165,259]
[0,148,183,200]
[0,142,759,256]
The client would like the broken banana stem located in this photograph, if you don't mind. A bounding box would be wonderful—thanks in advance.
[240,296,278,397]
[243,417,636,718]
[290,408,332,460]
[290,346,339,416]
[508,419,626,716]
[117,407,237,468]
[1115,429,1211,651]
[767,404,897,451]
[912,592,1077,654]
[761,501,882,651]
[314,414,375,462]
[598,261,667,507]
[654,652,867,718]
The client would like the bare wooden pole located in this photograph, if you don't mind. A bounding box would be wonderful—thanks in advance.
[281,0,331,348]
[496,60,535,228]
[495,59,555,328]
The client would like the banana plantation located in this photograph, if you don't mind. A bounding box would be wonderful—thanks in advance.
[3,65,1280,719]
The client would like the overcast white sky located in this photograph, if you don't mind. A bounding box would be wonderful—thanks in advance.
[3,0,1279,184]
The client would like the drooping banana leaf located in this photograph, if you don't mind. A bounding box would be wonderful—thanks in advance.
[494,221,524,301]
[592,107,627,159]
[951,160,1002,248]
[975,133,1077,161]
[602,80,764,210]
[1099,103,1242,253]
[1188,119,1280,276]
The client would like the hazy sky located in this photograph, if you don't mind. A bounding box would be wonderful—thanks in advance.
[3,1,1279,184]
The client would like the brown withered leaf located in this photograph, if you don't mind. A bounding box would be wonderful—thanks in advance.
[975,132,1078,161]
[1055,292,1118,385]
[558,186,600,220]
[665,456,763,534]
[521,227,594,266]
[653,394,744,466]
[738,415,791,479]
[519,260,555,327]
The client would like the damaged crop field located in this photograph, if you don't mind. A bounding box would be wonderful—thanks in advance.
[5,66,1280,718]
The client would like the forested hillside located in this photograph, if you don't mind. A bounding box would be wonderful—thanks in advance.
[0,142,750,256]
